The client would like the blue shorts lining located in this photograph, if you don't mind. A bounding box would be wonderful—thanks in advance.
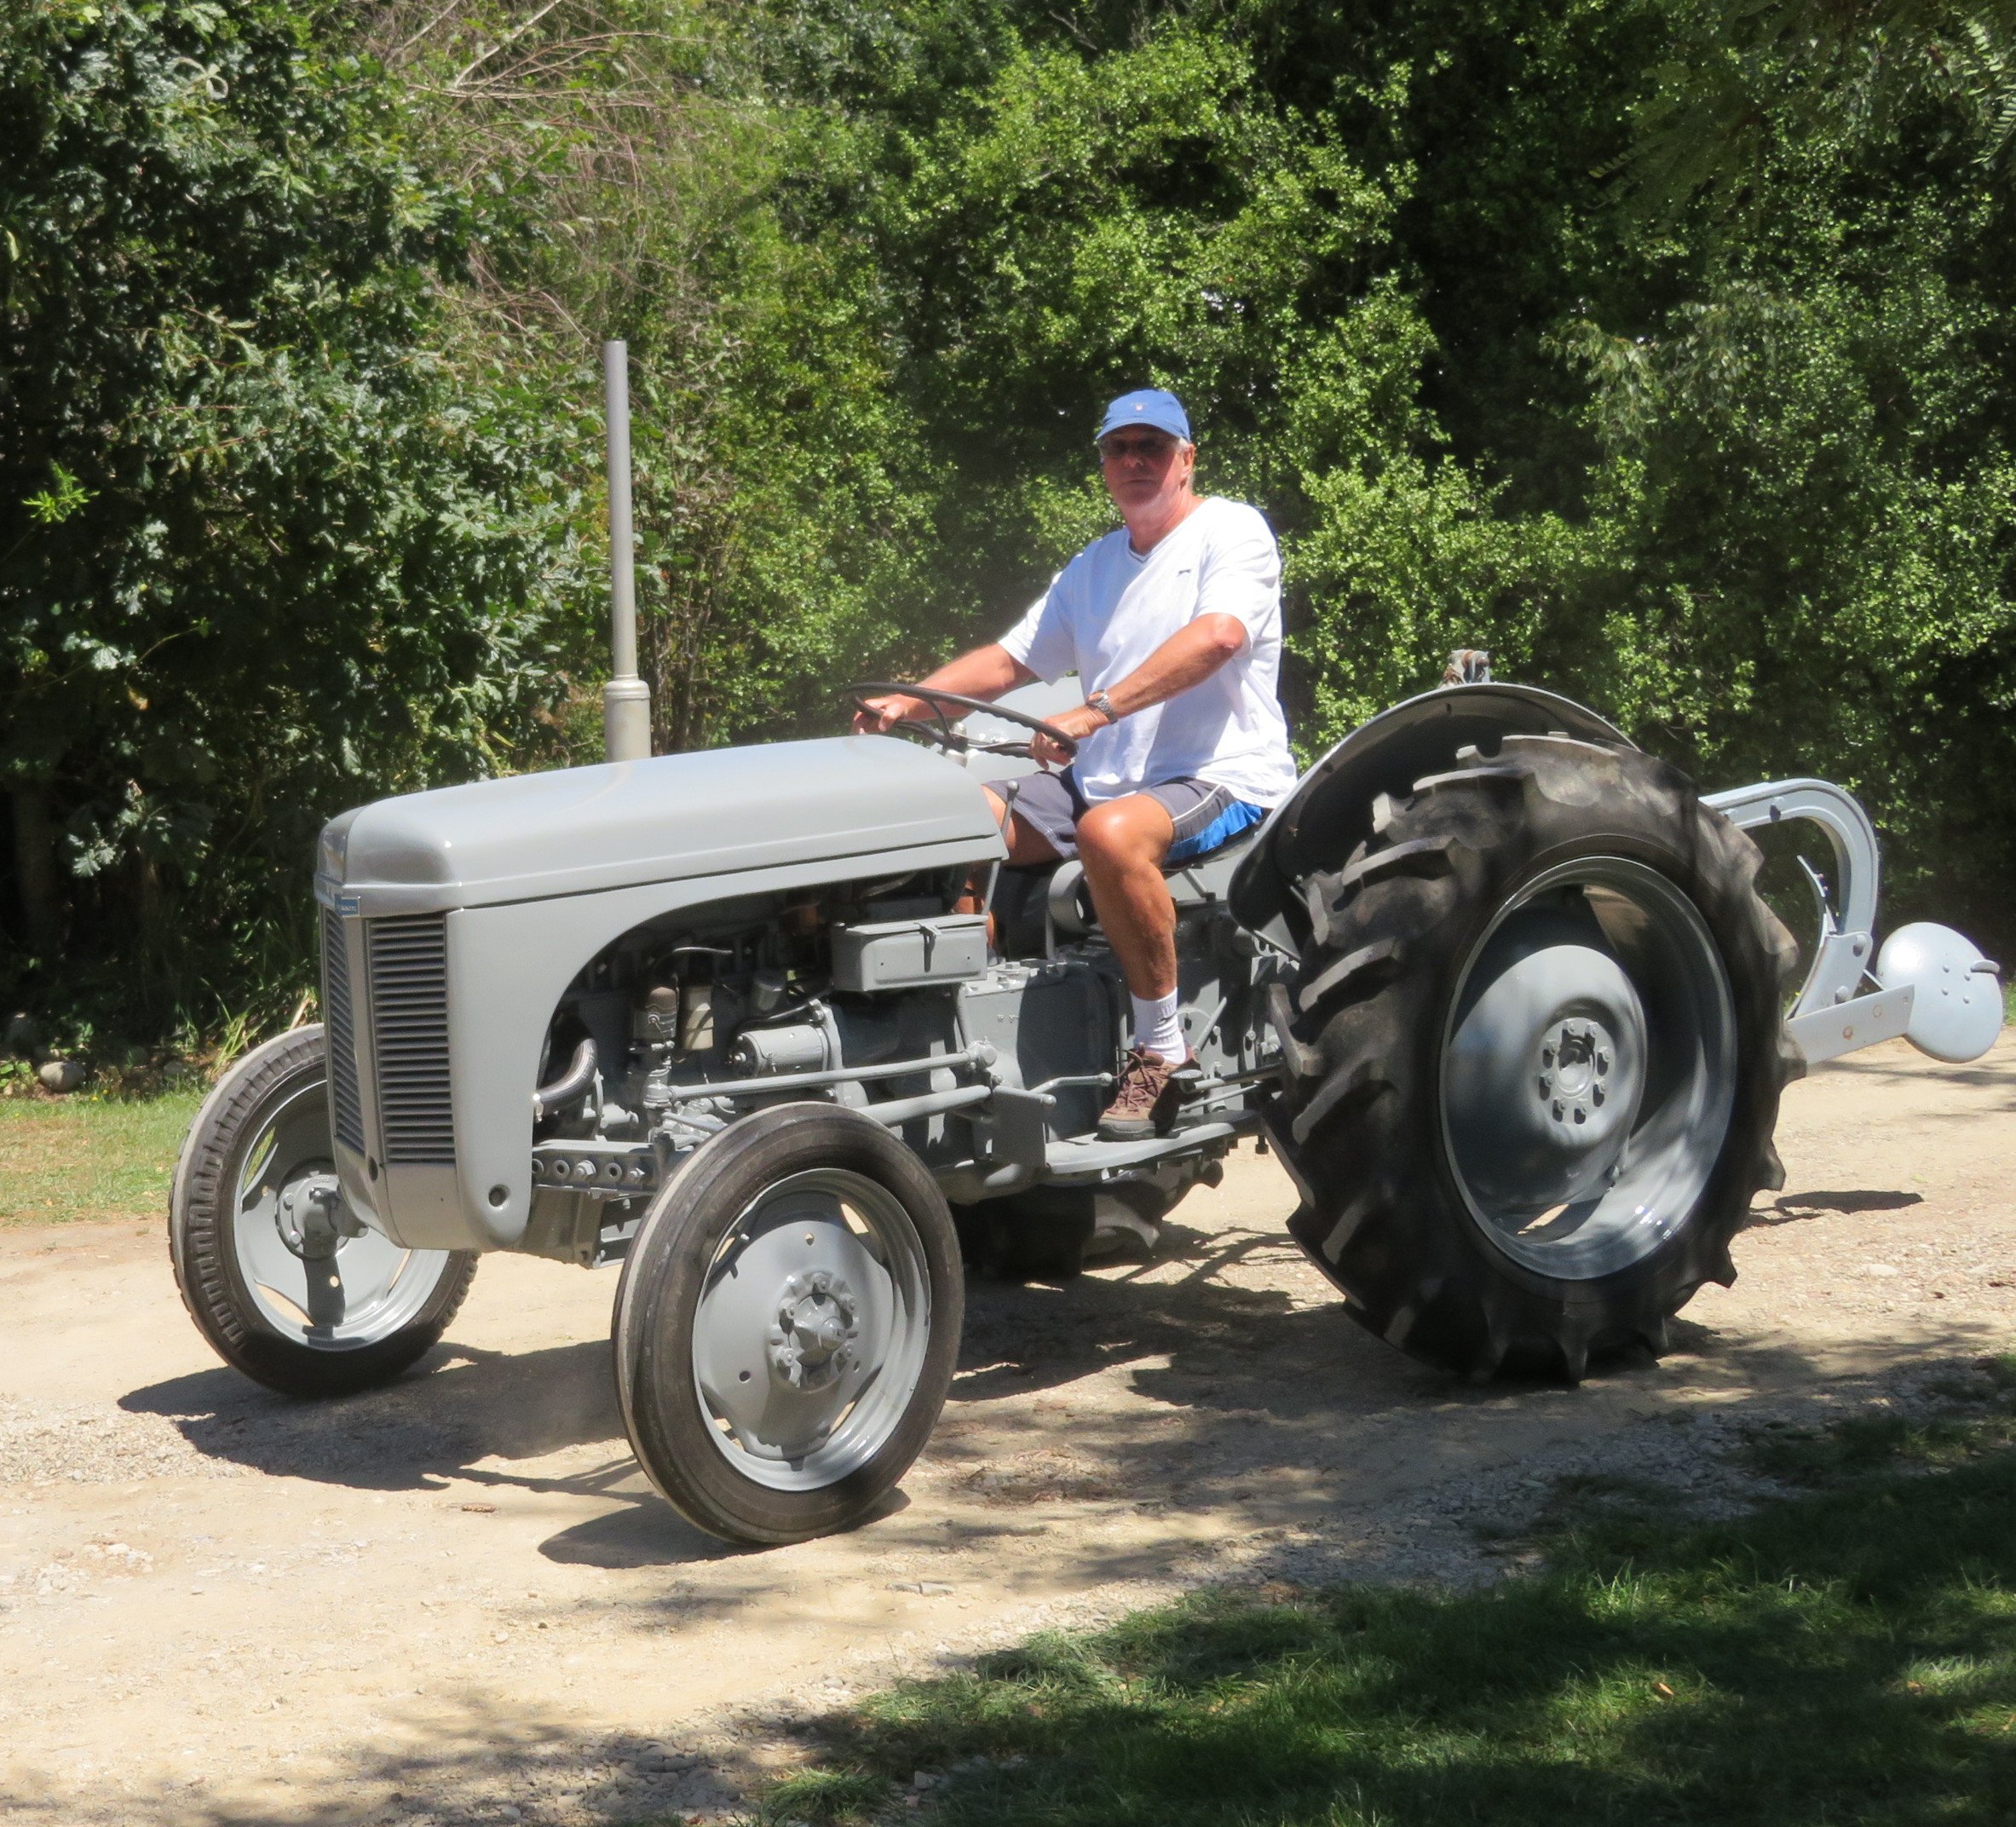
[1165,797,1268,863]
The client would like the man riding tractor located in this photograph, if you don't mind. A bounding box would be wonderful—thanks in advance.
[855,387,1297,1140]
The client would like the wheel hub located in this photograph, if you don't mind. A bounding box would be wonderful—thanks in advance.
[767,1271,860,1392]
[1535,1017,1616,1122]
[688,1167,927,1489]
[1443,904,1649,1215]
[275,1171,354,1259]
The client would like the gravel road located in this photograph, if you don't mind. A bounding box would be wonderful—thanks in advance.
[1,1035,2011,1826]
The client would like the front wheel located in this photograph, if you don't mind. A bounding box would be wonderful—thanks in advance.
[169,1024,478,1397]
[1269,734,1800,1380]
[613,1103,964,1545]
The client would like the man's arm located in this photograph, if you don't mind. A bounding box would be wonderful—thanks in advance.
[852,643,1037,734]
[1027,614,1247,765]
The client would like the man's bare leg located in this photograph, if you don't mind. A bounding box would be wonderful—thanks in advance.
[1074,793,1187,1137]
[965,786,1177,1004]
[1073,793,1178,1000]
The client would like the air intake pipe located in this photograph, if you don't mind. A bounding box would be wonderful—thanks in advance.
[533,1038,598,1119]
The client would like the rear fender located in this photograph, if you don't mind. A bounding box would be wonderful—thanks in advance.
[1230,684,1633,943]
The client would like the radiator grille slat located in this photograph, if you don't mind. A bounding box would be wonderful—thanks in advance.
[321,908,366,1155]
[366,914,455,1165]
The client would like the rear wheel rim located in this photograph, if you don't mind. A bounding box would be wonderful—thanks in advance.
[230,1075,451,1349]
[688,1167,930,1492]
[1439,856,1737,1280]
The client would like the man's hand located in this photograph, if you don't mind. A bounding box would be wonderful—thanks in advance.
[852,692,934,735]
[850,645,1036,737]
[1028,702,1105,769]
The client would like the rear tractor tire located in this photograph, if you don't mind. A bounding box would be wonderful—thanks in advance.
[1267,735,1800,1381]
[169,1024,478,1398]
[613,1103,964,1545]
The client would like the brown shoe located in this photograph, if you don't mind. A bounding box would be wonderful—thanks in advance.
[1099,1047,1186,1141]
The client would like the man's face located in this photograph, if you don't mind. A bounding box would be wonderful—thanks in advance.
[1098,429,1194,516]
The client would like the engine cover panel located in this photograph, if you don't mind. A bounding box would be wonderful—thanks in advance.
[318,736,1002,919]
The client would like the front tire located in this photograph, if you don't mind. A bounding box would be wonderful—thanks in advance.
[613,1103,964,1546]
[1268,735,1800,1380]
[169,1025,478,1397]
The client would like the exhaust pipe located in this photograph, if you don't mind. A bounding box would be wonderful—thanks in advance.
[602,339,652,763]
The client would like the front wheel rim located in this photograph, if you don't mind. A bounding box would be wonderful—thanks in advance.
[230,1076,451,1349]
[688,1167,930,1492]
[1439,856,1738,1281]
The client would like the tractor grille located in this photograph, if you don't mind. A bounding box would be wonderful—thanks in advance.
[321,907,366,1155]
[366,914,456,1166]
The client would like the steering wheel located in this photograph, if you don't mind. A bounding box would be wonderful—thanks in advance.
[846,682,1078,762]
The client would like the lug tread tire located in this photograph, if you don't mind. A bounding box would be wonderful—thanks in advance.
[1297,938,1405,1018]
[613,1102,964,1547]
[1268,736,1798,1380]
[168,1024,478,1398]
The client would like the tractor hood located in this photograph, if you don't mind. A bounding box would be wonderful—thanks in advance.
[316,736,1001,917]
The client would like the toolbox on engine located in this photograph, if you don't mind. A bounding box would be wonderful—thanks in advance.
[831,913,990,991]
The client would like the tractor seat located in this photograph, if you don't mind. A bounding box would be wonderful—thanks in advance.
[1040,821,1264,939]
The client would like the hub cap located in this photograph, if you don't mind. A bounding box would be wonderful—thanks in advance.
[691,1168,930,1491]
[1440,857,1737,1280]
[769,1271,861,1392]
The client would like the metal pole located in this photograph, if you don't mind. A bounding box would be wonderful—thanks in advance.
[602,339,652,762]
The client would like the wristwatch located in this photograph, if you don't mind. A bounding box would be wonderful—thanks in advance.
[1085,689,1120,725]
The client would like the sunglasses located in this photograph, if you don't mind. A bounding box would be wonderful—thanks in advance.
[1099,434,1182,462]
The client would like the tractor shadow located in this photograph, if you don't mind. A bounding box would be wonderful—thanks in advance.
[1751,1189,1925,1226]
[114,1213,1450,1559]
[951,1222,1414,1415]
[117,1173,2002,1565]
[122,1339,632,1492]
[120,1340,757,1566]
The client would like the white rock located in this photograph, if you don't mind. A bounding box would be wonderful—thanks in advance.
[37,1059,85,1093]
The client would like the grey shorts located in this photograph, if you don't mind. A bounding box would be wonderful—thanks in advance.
[999,769,1268,865]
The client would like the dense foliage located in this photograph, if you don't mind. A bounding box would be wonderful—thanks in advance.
[0,0,589,1039]
[740,0,2016,944]
[2,0,2013,1048]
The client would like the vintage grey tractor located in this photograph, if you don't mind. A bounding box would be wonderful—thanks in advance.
[169,674,2004,1544]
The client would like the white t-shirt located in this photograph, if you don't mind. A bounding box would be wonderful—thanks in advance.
[999,497,1299,806]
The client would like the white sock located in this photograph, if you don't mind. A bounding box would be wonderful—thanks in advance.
[1131,991,1186,1062]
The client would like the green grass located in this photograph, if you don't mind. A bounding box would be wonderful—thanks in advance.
[0,1087,204,1227]
[745,1366,2016,1827]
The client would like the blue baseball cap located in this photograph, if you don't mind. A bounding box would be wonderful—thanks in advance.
[1096,388,1191,444]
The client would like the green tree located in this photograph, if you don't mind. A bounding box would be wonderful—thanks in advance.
[737,0,2016,948]
[0,0,585,1035]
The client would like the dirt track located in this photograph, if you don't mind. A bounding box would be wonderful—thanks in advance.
[2,1035,2013,1825]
